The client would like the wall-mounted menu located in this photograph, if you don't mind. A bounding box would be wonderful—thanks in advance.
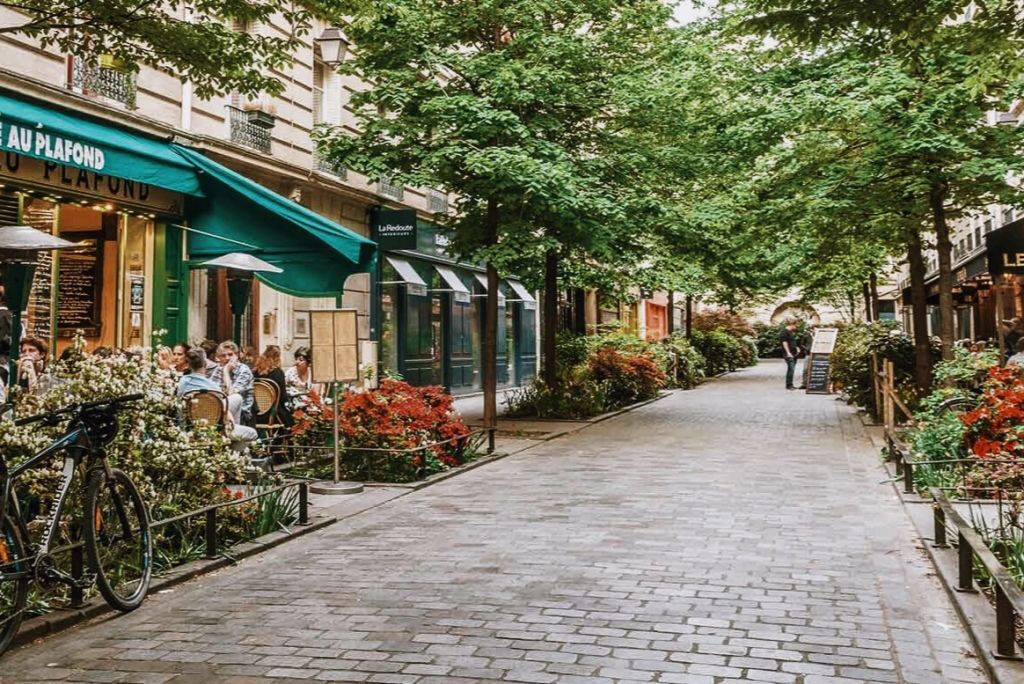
[22,201,56,341]
[57,233,102,337]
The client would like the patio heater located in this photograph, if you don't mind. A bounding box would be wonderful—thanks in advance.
[0,225,78,381]
[198,253,283,343]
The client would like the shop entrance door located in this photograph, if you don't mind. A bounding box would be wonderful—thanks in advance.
[515,304,537,384]
[448,299,476,393]
[403,289,443,387]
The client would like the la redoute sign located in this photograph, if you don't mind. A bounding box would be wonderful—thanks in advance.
[0,119,106,171]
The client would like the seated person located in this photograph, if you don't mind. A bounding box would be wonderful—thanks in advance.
[209,341,255,425]
[16,336,50,395]
[1007,338,1024,367]
[177,348,257,451]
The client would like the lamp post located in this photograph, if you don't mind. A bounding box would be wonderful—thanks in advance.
[0,225,78,380]
[198,253,283,343]
[315,27,350,65]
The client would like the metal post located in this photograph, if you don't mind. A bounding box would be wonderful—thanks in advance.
[488,427,495,454]
[205,508,217,559]
[69,544,85,608]
[994,584,1018,659]
[957,531,976,592]
[903,459,914,494]
[333,382,341,483]
[933,506,948,548]
[298,482,309,525]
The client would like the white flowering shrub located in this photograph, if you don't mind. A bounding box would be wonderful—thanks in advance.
[4,335,246,525]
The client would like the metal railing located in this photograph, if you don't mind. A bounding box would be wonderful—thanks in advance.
[227,105,272,153]
[378,174,404,201]
[931,488,1024,660]
[70,58,136,109]
[314,150,347,179]
[428,188,448,213]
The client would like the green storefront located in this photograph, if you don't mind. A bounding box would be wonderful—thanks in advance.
[375,218,537,395]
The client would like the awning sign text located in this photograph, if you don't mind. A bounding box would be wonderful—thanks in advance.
[0,119,106,171]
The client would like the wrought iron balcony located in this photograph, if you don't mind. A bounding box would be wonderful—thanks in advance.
[70,57,136,109]
[428,188,448,213]
[378,174,404,201]
[314,149,347,179]
[227,105,273,153]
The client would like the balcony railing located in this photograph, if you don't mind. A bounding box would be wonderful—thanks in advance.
[428,188,449,213]
[314,149,347,179]
[378,174,404,201]
[70,58,136,109]
[227,105,272,154]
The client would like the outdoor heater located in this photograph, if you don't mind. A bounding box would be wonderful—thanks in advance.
[198,253,283,343]
[0,224,78,380]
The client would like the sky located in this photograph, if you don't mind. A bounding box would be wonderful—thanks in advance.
[674,1,714,25]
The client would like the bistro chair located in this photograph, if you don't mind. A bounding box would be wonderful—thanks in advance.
[253,379,289,467]
[181,389,228,428]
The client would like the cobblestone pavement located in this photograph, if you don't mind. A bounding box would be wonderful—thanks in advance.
[1,361,988,683]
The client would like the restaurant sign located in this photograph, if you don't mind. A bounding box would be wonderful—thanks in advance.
[987,220,1024,275]
[0,120,106,170]
[0,153,183,215]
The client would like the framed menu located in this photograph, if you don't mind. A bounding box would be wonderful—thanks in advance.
[310,309,361,383]
[56,232,103,337]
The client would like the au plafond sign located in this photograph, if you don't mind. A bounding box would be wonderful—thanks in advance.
[0,119,106,170]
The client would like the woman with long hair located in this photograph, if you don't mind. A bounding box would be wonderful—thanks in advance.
[254,345,293,427]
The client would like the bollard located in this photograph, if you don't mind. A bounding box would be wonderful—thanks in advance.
[994,583,1019,659]
[957,531,976,593]
[487,427,495,454]
[903,460,914,494]
[933,506,948,548]
[69,544,85,608]
[205,508,217,559]
[298,482,309,525]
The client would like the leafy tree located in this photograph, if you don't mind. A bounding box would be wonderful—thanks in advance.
[319,0,673,419]
[1,0,323,97]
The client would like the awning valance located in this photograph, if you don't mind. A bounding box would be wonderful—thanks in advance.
[384,256,427,286]
[0,90,201,195]
[506,279,535,302]
[435,264,469,293]
[173,145,377,297]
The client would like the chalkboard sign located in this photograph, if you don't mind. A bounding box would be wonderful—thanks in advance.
[57,233,103,337]
[22,202,56,340]
[805,353,832,394]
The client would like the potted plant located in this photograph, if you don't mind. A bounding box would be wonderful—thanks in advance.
[98,54,127,72]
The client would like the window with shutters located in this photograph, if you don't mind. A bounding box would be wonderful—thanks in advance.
[312,60,346,178]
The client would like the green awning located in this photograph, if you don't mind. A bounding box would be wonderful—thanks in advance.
[173,145,377,297]
[0,89,201,195]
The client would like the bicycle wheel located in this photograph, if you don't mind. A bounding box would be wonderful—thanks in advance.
[0,516,28,655]
[83,467,152,612]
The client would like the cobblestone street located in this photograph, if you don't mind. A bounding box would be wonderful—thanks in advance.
[0,361,988,683]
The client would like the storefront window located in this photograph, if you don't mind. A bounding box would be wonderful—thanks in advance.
[120,216,152,349]
[379,262,399,377]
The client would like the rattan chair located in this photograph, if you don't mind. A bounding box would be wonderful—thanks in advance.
[253,379,289,467]
[181,389,228,428]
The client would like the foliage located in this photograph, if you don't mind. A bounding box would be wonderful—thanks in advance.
[690,310,755,338]
[658,334,707,390]
[587,346,667,408]
[690,329,749,376]
[961,367,1024,463]
[754,320,811,358]
[503,369,609,420]
[934,347,1001,391]
[0,0,328,98]
[291,380,470,483]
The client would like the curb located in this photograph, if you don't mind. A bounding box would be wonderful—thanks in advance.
[362,450,511,491]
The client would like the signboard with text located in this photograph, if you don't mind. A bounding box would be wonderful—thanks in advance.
[373,208,417,251]
[310,309,361,383]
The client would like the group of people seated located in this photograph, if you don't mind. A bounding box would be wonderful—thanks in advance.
[6,334,320,455]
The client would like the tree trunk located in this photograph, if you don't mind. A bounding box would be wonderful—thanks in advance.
[685,295,693,339]
[869,272,880,321]
[930,182,954,360]
[482,198,500,431]
[667,291,675,335]
[862,282,873,322]
[906,228,932,392]
[542,248,559,388]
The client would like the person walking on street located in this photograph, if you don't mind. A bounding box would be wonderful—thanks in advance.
[781,320,802,390]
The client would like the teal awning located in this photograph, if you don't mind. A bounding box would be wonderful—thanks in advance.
[0,89,201,195]
[173,145,377,297]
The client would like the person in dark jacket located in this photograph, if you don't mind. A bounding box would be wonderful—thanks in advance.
[252,345,294,428]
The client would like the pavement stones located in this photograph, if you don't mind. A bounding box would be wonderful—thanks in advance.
[0,360,988,682]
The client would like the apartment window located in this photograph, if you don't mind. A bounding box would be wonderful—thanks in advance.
[985,218,993,233]
[1004,207,1015,225]
[378,173,404,201]
[966,234,973,251]
[427,188,448,213]
[70,56,137,109]
[974,227,982,246]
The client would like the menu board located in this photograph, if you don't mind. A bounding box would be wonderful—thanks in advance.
[22,202,56,340]
[810,328,838,355]
[56,234,102,337]
[805,354,832,394]
[310,309,360,383]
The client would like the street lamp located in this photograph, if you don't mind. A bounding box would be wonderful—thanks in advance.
[315,27,350,65]
[0,225,78,380]
[198,253,283,343]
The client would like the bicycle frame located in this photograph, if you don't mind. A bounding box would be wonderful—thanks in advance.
[0,424,93,571]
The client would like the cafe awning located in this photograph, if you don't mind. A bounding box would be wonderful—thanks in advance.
[0,89,201,195]
[506,279,535,302]
[173,145,377,297]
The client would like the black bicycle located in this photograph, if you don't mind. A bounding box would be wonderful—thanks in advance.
[0,394,152,656]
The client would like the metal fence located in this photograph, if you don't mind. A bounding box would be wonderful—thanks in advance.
[227,105,272,153]
[70,59,136,109]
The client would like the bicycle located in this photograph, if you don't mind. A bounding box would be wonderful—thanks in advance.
[0,393,152,656]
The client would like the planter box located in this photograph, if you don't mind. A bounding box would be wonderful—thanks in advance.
[246,110,276,129]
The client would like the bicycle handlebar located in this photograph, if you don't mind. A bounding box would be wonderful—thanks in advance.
[14,393,145,427]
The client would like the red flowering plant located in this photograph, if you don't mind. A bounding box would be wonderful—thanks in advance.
[958,366,1024,497]
[291,380,471,483]
[588,346,667,410]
